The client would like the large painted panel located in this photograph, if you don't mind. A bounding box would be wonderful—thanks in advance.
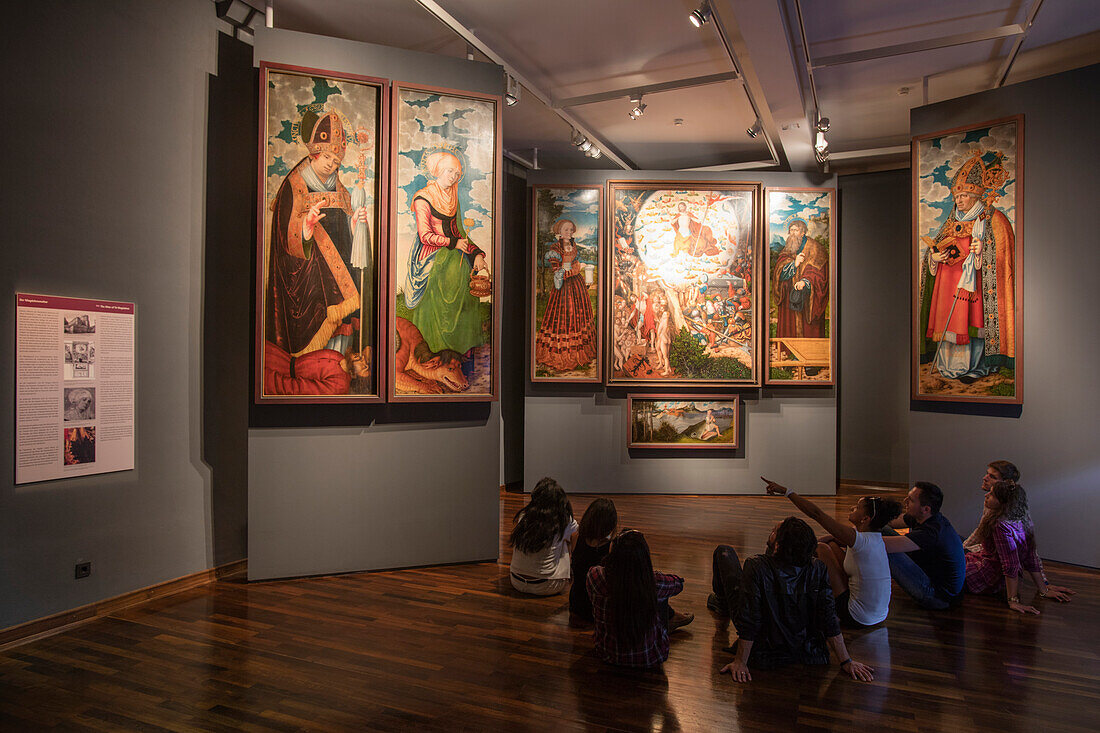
[256,63,387,403]
[390,84,501,401]
[913,116,1022,403]
[531,186,602,382]
[607,182,760,387]
[765,188,835,384]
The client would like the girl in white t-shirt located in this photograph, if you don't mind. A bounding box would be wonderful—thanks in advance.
[762,478,902,627]
[509,477,578,596]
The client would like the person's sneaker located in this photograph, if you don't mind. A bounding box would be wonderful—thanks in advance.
[706,592,728,615]
[668,610,695,631]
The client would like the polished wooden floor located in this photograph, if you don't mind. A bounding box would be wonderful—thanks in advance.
[3,487,1098,732]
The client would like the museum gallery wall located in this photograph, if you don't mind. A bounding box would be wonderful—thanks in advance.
[523,170,838,495]
[8,1,1098,640]
[525,179,835,472]
[248,28,503,582]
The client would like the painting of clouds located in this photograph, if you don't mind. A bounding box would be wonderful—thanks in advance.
[628,396,739,449]
[390,85,500,401]
[257,64,385,403]
[532,186,602,382]
[765,188,835,385]
[913,116,1022,403]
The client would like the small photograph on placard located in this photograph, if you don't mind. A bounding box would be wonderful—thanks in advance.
[64,427,96,465]
[65,340,95,379]
[63,387,96,421]
[63,313,96,334]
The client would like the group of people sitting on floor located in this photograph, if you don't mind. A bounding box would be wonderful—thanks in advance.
[507,461,1074,679]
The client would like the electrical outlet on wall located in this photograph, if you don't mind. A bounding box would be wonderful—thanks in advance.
[75,561,91,579]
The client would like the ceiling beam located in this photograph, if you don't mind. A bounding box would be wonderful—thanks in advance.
[827,145,909,161]
[678,159,781,172]
[411,0,633,169]
[792,0,824,166]
[993,0,1046,87]
[709,1,780,167]
[812,25,1024,69]
[552,72,740,108]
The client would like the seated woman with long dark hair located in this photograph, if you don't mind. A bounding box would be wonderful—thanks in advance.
[509,477,578,596]
[965,480,1074,614]
[585,530,693,668]
[569,498,618,622]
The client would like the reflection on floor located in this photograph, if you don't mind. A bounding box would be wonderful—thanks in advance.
[1,486,1097,731]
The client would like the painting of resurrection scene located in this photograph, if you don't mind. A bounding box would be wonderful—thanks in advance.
[531,186,602,382]
[391,85,499,400]
[628,396,739,449]
[913,116,1021,403]
[257,63,386,402]
[765,188,835,384]
[608,182,759,386]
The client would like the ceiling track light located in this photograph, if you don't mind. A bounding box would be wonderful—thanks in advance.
[815,115,831,133]
[504,74,520,107]
[746,119,762,139]
[586,146,602,159]
[814,130,829,155]
[628,95,646,120]
[689,2,711,28]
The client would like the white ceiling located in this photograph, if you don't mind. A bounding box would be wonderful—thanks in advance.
[265,0,1100,172]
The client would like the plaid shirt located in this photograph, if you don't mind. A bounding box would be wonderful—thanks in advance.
[965,519,1044,593]
[586,566,683,668]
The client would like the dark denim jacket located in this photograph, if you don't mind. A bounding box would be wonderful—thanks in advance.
[734,554,841,669]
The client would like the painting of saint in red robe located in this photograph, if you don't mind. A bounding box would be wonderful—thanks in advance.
[913,117,1020,403]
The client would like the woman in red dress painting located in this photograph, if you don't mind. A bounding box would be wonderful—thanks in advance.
[535,218,597,372]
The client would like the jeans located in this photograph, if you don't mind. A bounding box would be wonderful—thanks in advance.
[886,552,950,610]
[712,544,744,615]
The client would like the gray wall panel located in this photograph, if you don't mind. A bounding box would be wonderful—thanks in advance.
[248,408,500,579]
[524,393,836,494]
[910,63,1100,567]
[838,170,910,484]
[247,28,504,580]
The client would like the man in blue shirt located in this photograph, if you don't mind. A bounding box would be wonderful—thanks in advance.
[882,482,966,610]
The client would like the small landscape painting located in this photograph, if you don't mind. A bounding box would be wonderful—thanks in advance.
[627,395,739,449]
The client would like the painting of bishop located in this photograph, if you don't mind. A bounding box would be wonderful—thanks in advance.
[914,117,1021,402]
[607,183,759,387]
[257,64,385,402]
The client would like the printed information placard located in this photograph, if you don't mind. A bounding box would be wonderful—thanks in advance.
[15,294,135,484]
